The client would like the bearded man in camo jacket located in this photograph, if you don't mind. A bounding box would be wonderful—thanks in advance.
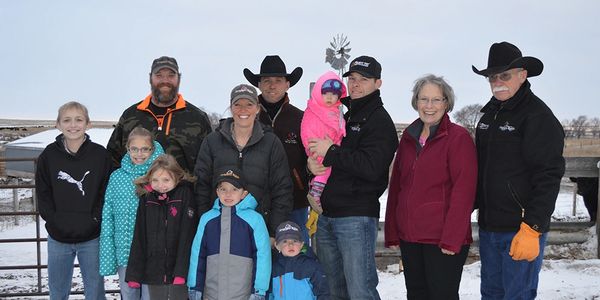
[107,56,212,173]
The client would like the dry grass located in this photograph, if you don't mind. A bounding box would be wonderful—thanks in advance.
[564,138,600,157]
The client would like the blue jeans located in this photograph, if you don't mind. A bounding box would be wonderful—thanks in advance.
[117,266,149,300]
[289,207,310,245]
[479,228,547,300]
[315,215,380,300]
[47,236,105,300]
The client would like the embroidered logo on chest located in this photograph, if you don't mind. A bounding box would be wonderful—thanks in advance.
[350,124,361,132]
[57,170,90,196]
[284,132,299,144]
[478,122,489,130]
[499,121,516,132]
[170,206,178,217]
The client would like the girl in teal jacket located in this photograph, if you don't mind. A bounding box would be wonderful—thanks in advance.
[99,127,164,300]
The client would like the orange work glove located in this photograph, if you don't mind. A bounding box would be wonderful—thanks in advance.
[509,222,541,262]
[306,209,319,237]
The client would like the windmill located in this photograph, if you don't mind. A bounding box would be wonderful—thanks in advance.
[325,34,351,78]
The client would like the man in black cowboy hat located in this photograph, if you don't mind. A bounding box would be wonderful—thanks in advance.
[307,55,398,299]
[473,42,565,299]
[244,55,310,245]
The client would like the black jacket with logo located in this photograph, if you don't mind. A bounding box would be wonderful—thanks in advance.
[321,90,398,218]
[35,134,112,243]
[126,181,196,285]
[259,94,309,210]
[475,81,565,233]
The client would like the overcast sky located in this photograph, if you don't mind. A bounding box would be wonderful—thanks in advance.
[1,1,598,124]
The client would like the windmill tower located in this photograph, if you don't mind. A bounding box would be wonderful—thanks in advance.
[325,34,351,78]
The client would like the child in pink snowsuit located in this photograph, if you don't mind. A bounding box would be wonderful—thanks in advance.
[301,71,347,217]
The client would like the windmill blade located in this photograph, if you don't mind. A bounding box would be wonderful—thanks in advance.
[326,48,335,63]
[342,41,350,48]
[343,53,351,60]
[330,42,336,48]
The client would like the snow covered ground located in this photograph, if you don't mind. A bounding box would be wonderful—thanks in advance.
[1,187,599,299]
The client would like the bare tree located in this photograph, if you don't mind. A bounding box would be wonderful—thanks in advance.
[590,117,600,138]
[453,104,483,138]
[570,115,588,139]
[561,119,573,138]
[207,111,223,130]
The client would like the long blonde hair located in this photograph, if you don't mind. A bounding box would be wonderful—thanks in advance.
[134,154,196,195]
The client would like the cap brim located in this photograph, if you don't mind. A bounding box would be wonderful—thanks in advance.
[231,95,258,105]
[243,67,303,87]
[276,233,302,244]
[215,178,243,189]
[152,66,179,74]
[472,56,543,77]
[342,70,377,78]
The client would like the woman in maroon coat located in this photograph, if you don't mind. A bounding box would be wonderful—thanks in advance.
[385,74,477,300]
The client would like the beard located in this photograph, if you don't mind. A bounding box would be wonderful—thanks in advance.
[151,82,179,106]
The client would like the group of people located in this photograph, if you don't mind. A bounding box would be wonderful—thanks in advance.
[34,40,565,300]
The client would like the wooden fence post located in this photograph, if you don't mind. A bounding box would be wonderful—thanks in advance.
[12,188,19,226]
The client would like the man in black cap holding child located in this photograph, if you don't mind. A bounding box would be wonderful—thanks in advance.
[307,56,398,299]
[473,42,565,299]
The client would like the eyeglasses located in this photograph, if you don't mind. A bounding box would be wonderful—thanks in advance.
[487,69,523,83]
[417,97,446,106]
[128,147,153,154]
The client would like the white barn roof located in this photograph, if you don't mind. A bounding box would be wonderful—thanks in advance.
[5,128,113,150]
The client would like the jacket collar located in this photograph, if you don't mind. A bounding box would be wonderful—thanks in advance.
[137,93,187,111]
[211,192,258,211]
[481,80,531,113]
[217,118,266,148]
[341,90,383,123]
[259,93,289,122]
[121,141,165,176]
[405,113,449,141]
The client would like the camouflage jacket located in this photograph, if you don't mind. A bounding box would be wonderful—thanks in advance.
[107,94,212,173]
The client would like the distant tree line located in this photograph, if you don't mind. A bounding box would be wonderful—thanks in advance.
[562,116,600,138]
[451,106,599,140]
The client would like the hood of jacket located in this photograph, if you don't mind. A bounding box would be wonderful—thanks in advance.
[53,133,94,158]
[306,71,347,136]
[120,141,165,176]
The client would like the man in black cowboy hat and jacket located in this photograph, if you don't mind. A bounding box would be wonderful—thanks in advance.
[244,55,310,245]
[473,42,565,299]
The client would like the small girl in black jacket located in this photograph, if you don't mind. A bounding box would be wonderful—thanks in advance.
[126,154,197,300]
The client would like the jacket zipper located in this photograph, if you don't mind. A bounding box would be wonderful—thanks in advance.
[507,182,525,218]
[163,203,168,283]
[483,104,504,223]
